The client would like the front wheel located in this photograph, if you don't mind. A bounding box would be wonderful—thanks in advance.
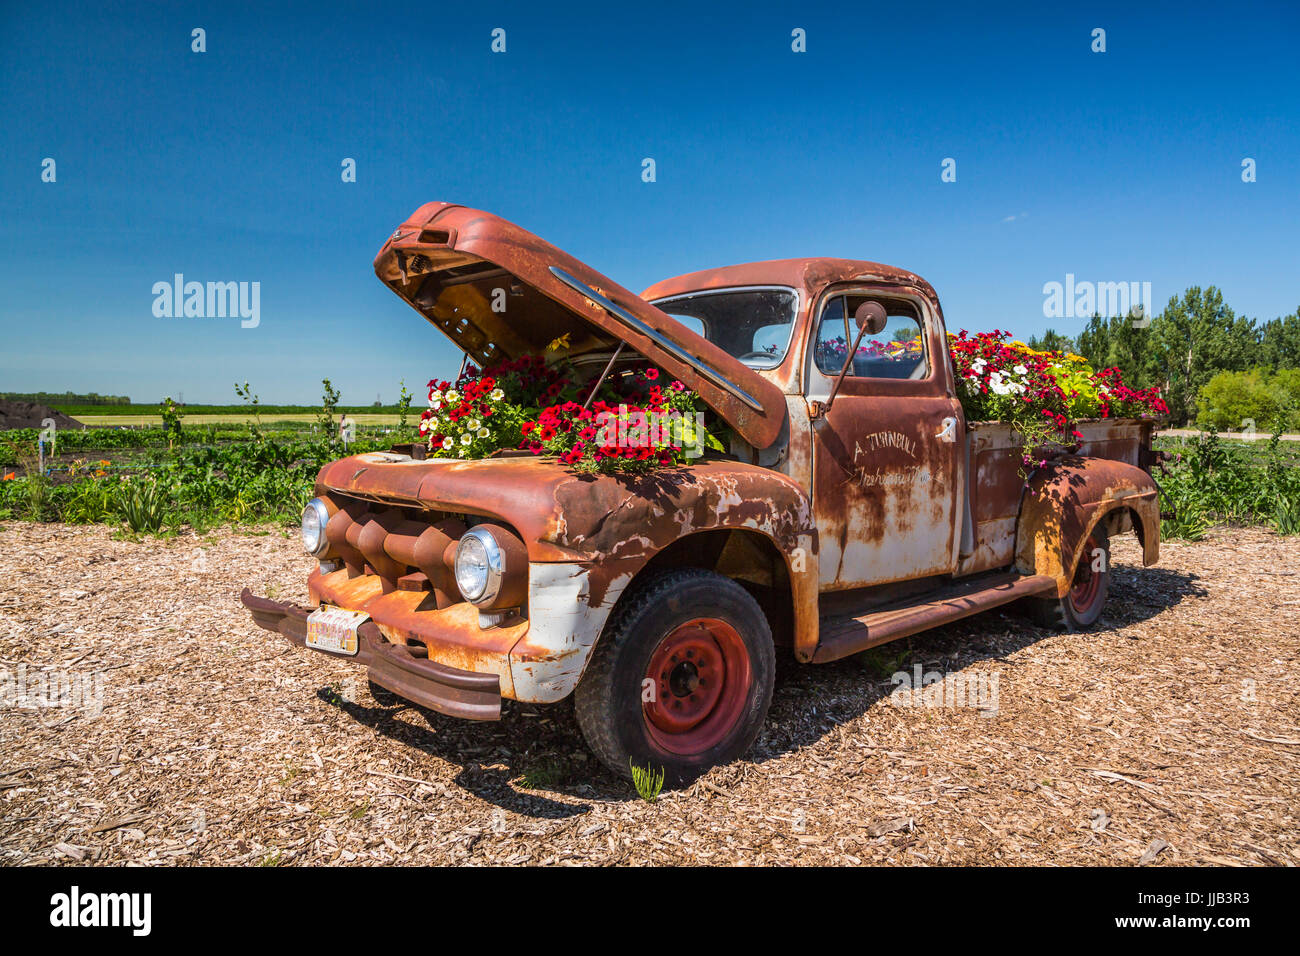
[1027,529,1111,630]
[575,568,775,788]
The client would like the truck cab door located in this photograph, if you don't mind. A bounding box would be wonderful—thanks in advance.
[806,290,964,591]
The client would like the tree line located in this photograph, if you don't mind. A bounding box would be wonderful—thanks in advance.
[0,391,133,406]
[1027,287,1300,431]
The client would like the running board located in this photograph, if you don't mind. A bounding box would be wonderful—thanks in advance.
[811,572,1058,663]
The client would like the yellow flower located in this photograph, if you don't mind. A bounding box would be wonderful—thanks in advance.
[547,332,572,352]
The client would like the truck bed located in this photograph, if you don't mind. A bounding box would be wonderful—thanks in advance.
[957,418,1156,576]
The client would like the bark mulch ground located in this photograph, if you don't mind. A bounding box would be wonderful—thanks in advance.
[0,522,1295,866]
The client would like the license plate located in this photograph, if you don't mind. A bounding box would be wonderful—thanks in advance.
[305,606,369,656]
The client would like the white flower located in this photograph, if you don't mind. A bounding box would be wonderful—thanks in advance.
[490,388,504,401]
[1013,364,1027,375]
[445,389,460,403]
[431,400,442,411]
[441,436,454,450]
[418,420,428,434]
[971,357,986,369]
[477,427,489,438]
[990,379,1012,396]
[460,433,472,445]
[430,389,442,402]
[465,417,480,430]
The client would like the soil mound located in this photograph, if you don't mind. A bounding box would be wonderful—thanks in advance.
[0,401,84,430]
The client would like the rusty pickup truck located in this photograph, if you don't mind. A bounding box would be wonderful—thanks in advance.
[242,202,1161,785]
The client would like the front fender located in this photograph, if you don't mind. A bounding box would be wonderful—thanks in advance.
[1016,456,1160,597]
[511,465,819,701]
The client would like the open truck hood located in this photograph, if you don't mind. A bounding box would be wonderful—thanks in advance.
[373,202,788,449]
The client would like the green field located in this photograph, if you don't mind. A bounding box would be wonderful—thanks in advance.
[54,402,404,420]
[75,412,404,427]
[1,414,1298,540]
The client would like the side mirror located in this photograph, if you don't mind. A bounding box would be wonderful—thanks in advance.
[854,301,888,336]
[817,301,888,416]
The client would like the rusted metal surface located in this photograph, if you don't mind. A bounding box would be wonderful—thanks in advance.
[1015,455,1161,597]
[642,258,944,398]
[239,587,502,720]
[307,455,819,698]
[800,282,965,592]
[812,571,1058,663]
[959,418,1152,577]
[243,205,1165,717]
[373,202,788,449]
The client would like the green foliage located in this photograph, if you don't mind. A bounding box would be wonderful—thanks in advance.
[629,761,665,802]
[1151,287,1260,425]
[519,758,564,790]
[234,381,264,444]
[1026,328,1074,353]
[58,478,118,524]
[160,396,185,448]
[1259,310,1300,369]
[1273,497,1300,536]
[0,391,130,405]
[856,645,911,680]
[1156,430,1300,538]
[1195,367,1300,433]
[317,378,341,443]
[119,478,167,533]
[1045,288,1298,427]
[396,380,414,436]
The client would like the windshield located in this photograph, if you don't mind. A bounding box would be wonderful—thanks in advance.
[651,287,799,370]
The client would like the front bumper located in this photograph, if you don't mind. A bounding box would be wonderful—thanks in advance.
[240,588,502,720]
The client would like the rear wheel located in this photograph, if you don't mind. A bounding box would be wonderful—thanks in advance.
[1028,529,1111,630]
[575,568,775,788]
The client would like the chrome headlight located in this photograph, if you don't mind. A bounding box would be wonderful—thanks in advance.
[454,529,499,605]
[301,498,330,556]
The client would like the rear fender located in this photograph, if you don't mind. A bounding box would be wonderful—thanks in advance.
[1016,456,1160,597]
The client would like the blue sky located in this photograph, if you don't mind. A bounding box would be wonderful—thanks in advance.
[2,0,1297,404]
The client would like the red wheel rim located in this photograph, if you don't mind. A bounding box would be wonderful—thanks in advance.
[1069,534,1103,613]
[642,618,752,756]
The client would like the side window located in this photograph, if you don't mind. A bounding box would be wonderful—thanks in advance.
[813,295,928,380]
[813,297,850,374]
[673,314,706,338]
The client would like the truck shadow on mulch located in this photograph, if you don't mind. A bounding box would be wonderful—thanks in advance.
[318,562,1202,814]
[753,563,1205,769]
[318,691,603,817]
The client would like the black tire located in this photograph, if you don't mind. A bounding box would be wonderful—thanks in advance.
[1026,529,1111,630]
[575,568,776,788]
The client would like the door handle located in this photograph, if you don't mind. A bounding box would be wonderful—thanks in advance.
[936,417,958,443]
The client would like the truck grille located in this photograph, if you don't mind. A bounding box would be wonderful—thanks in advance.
[323,495,468,607]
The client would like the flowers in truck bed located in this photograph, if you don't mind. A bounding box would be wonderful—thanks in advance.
[948,330,1167,470]
[950,330,1166,428]
[418,356,722,475]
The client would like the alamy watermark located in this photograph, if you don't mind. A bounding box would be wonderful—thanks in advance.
[888,664,999,716]
[1,664,105,717]
[152,274,260,328]
[594,406,708,458]
[1043,274,1153,323]
[50,886,151,936]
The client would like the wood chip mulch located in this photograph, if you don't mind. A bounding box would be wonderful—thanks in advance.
[0,522,1296,866]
